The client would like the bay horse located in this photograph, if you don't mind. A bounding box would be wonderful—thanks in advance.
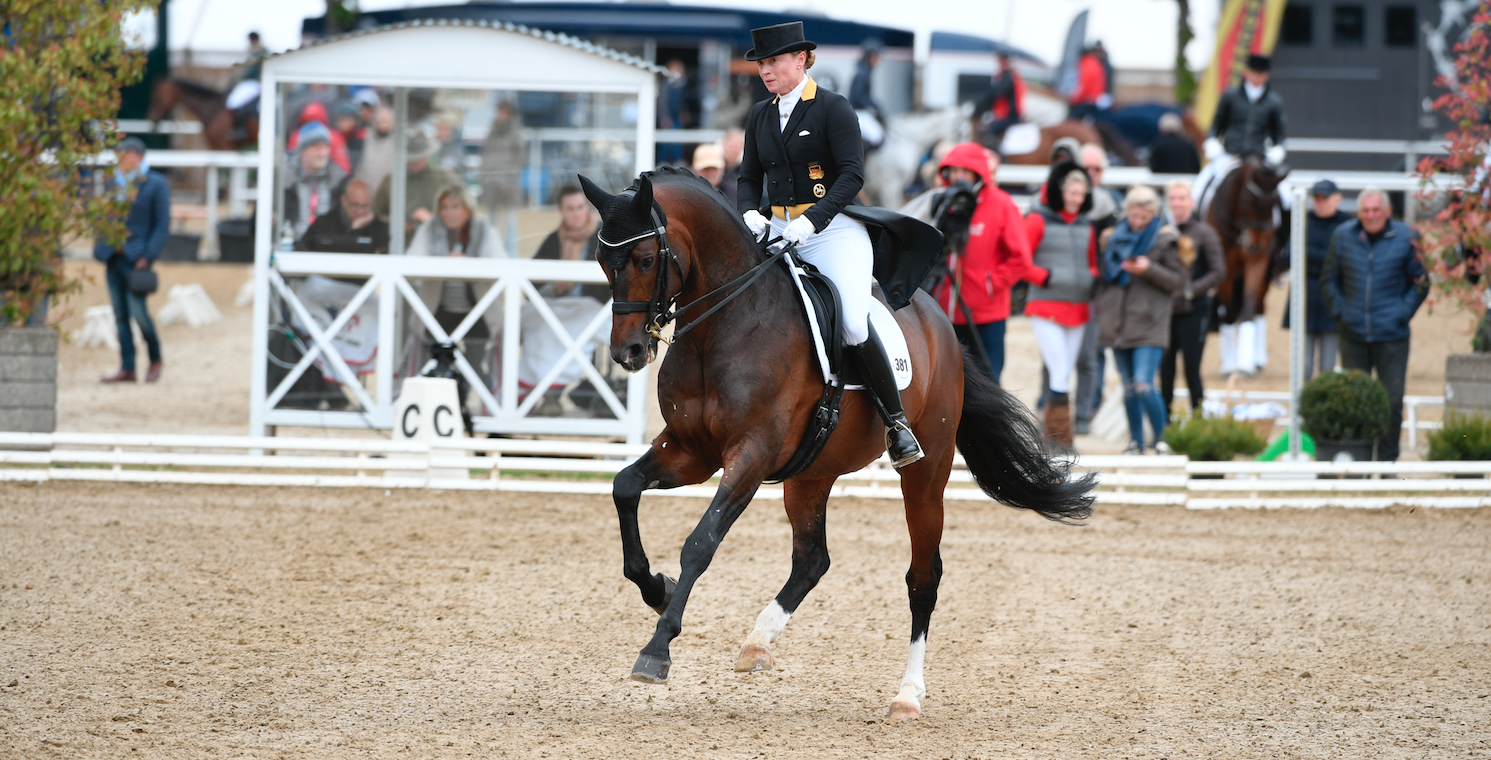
[147,78,257,151]
[580,167,1095,720]
[1206,156,1290,342]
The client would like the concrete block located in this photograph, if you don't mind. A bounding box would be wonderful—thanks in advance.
[0,407,55,433]
[1445,353,1491,384]
[0,327,59,355]
[0,381,56,409]
[1445,378,1491,412]
[0,355,57,382]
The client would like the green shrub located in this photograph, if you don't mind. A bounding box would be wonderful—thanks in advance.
[1163,413,1267,461]
[1298,370,1391,441]
[1426,411,1491,461]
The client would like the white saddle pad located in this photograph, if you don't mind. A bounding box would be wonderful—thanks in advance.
[785,256,912,392]
[1000,122,1041,157]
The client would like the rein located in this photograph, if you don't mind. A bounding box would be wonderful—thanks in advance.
[606,206,791,353]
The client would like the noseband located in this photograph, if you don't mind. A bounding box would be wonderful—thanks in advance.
[602,205,791,355]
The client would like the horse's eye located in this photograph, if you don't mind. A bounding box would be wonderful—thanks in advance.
[640,256,656,271]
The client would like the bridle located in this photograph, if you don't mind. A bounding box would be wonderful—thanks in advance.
[1212,172,1280,256]
[603,203,792,356]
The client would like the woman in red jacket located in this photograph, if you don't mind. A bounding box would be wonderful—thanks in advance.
[926,142,1032,383]
[1021,160,1099,447]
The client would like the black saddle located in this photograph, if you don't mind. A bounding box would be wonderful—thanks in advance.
[791,256,866,387]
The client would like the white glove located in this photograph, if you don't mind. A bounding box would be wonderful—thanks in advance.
[1203,137,1225,162]
[1265,144,1287,166]
[742,209,769,238]
[783,215,817,247]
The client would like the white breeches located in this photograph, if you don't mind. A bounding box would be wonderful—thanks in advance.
[772,213,874,345]
[1029,317,1086,394]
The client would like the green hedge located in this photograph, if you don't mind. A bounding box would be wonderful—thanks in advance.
[1163,413,1267,461]
[1426,412,1491,461]
[1298,370,1391,441]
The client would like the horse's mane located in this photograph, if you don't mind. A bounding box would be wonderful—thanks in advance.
[628,165,740,217]
[170,79,226,99]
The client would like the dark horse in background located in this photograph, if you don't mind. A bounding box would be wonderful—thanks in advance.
[580,167,1094,720]
[147,78,258,151]
[1205,156,1290,379]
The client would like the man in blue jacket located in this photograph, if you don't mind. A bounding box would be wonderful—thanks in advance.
[1319,187,1427,461]
[94,137,169,384]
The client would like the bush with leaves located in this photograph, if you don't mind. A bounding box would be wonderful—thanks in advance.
[0,1,151,326]
[1416,7,1491,348]
[1298,370,1392,441]
[1426,411,1491,460]
[1162,413,1266,461]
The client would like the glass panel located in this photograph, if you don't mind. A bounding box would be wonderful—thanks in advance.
[1282,4,1313,46]
[1332,5,1366,48]
[1384,6,1416,47]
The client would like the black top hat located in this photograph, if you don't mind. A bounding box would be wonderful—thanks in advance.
[1245,53,1271,72]
[745,22,817,61]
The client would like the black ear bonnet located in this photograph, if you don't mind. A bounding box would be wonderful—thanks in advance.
[578,173,668,269]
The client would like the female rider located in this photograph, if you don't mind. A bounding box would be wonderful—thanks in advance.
[735,21,922,468]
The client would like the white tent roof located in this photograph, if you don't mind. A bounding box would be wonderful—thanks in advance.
[262,18,669,90]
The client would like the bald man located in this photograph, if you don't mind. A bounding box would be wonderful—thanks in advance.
[297,179,390,253]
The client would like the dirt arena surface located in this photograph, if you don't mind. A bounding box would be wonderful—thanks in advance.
[2,482,1488,758]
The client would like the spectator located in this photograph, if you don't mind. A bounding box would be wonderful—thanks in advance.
[284,121,348,240]
[720,128,745,207]
[375,130,461,236]
[433,114,464,173]
[479,100,526,250]
[974,52,1025,147]
[352,89,380,127]
[94,137,168,384]
[1070,141,1123,432]
[1284,179,1352,382]
[849,38,886,148]
[1148,112,1201,175]
[1319,186,1427,462]
[354,106,395,190]
[927,144,1032,385]
[658,59,691,164]
[1020,160,1098,447]
[332,101,364,171]
[406,184,507,395]
[534,183,606,302]
[1159,181,1226,413]
[691,143,727,191]
[287,102,351,173]
[1068,46,1109,122]
[297,179,389,254]
[1095,185,1186,454]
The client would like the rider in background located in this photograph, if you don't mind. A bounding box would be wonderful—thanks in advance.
[737,21,923,468]
[1067,46,1110,123]
[849,38,886,149]
[226,31,268,142]
[1193,53,1288,211]
[925,143,1032,385]
[974,53,1025,149]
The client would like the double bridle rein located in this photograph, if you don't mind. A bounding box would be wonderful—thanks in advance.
[602,204,791,355]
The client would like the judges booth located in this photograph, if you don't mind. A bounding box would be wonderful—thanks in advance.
[249,20,665,443]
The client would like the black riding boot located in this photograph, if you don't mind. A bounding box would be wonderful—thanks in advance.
[847,328,924,469]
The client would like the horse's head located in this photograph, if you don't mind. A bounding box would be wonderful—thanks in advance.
[1232,157,1290,257]
[579,173,689,372]
[145,77,173,122]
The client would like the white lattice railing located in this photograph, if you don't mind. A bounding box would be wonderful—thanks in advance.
[251,253,648,443]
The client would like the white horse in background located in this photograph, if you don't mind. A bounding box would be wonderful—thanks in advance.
[863,102,973,208]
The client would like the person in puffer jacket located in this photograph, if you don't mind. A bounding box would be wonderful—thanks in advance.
[926,142,1033,384]
[1319,187,1428,462]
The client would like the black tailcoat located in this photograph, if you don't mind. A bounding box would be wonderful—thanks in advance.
[736,77,864,233]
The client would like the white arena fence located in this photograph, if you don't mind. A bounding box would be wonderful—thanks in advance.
[3,432,1488,510]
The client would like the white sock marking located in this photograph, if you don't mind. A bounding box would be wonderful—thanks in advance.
[742,601,791,649]
[899,634,927,701]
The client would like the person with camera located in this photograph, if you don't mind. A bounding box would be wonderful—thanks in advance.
[1019,160,1099,447]
[94,137,168,384]
[922,143,1031,384]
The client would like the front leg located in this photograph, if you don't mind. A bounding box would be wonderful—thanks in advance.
[630,447,775,683]
[613,430,714,613]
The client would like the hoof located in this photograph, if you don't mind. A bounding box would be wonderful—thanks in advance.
[734,643,774,672]
[647,574,677,615]
[629,653,671,684]
[886,684,922,720]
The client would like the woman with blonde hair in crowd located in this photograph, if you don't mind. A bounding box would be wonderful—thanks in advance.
[1094,184,1186,455]
[1020,159,1098,448]
[406,183,507,394]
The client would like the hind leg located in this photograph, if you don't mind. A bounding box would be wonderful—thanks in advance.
[887,434,954,720]
[613,430,714,613]
[735,476,836,672]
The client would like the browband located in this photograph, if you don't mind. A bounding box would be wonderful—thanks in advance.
[597,226,664,249]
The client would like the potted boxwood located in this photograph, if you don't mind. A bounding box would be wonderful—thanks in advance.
[1163,413,1267,469]
[1298,370,1392,462]
[1426,411,1491,477]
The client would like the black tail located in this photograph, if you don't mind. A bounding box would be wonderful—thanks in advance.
[955,347,1095,524]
